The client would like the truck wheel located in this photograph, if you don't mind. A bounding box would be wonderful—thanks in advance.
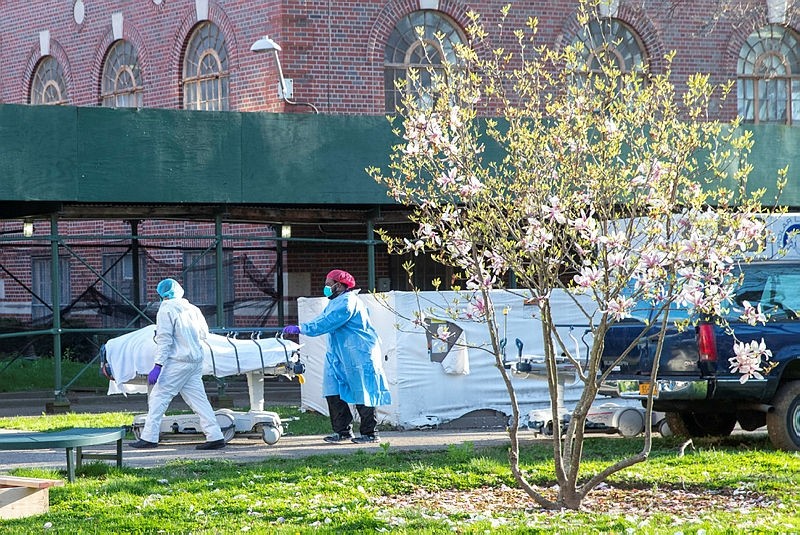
[665,411,736,437]
[766,381,800,451]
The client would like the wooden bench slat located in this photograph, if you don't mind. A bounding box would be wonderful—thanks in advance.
[0,476,64,489]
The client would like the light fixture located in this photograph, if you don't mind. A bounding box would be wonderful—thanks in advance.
[281,224,292,239]
[250,35,292,100]
[23,219,34,238]
[250,35,318,113]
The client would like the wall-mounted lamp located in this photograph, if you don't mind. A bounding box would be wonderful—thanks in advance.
[281,224,292,239]
[250,35,319,113]
[22,219,34,238]
[250,35,291,99]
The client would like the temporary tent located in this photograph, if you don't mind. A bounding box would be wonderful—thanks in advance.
[298,290,597,429]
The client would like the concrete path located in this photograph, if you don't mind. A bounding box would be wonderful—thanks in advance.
[0,387,532,475]
[0,428,522,475]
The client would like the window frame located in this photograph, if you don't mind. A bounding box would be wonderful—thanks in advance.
[30,56,68,105]
[571,18,647,84]
[101,252,147,327]
[182,250,235,327]
[100,40,143,108]
[182,21,230,111]
[31,256,71,321]
[738,24,800,125]
[384,10,465,113]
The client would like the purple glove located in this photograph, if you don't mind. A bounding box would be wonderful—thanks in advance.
[282,325,300,335]
[147,364,162,385]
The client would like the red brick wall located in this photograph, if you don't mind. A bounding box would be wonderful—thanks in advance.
[0,1,781,116]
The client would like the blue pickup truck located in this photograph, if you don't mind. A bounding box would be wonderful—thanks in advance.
[600,260,800,451]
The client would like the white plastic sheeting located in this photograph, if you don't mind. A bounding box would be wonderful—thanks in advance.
[103,325,301,395]
[298,290,596,429]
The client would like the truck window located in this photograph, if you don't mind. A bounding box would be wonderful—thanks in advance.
[765,273,800,316]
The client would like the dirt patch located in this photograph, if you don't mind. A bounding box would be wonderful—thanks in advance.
[373,483,774,516]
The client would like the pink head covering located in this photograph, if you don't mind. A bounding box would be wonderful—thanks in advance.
[326,269,356,289]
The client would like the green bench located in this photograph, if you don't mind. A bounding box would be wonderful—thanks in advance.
[0,427,126,483]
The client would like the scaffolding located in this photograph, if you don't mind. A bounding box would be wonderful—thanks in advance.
[0,211,385,406]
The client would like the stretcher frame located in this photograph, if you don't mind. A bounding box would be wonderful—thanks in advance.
[102,330,305,445]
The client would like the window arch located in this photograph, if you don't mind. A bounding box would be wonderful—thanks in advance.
[384,10,465,113]
[101,40,143,108]
[738,25,800,124]
[182,21,229,111]
[572,18,647,76]
[30,56,68,105]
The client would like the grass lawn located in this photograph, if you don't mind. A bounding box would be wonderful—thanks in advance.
[0,356,108,393]
[0,414,797,534]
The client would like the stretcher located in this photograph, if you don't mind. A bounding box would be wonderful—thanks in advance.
[507,338,668,437]
[100,327,305,445]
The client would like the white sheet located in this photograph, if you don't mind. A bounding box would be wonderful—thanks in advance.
[104,326,301,395]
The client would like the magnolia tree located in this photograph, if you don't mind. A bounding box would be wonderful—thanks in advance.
[368,2,786,511]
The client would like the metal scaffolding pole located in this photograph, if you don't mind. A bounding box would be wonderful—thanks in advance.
[275,225,285,326]
[130,220,142,327]
[50,215,65,403]
[215,215,224,329]
[367,217,376,291]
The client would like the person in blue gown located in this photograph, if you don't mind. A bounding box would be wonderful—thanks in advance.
[283,269,391,444]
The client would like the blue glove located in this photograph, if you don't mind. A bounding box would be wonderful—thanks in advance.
[282,325,300,335]
[148,364,162,385]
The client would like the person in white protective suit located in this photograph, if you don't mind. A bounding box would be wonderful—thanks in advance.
[129,278,226,450]
[283,269,391,444]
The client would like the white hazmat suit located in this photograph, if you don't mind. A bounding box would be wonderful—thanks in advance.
[138,279,224,445]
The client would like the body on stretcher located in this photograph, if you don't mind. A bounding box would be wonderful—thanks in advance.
[101,327,305,445]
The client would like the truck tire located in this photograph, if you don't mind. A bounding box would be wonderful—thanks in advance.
[766,381,800,451]
[664,411,736,437]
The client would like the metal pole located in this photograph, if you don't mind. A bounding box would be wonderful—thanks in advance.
[275,225,285,326]
[215,215,224,329]
[130,220,142,326]
[50,215,64,400]
[367,218,376,291]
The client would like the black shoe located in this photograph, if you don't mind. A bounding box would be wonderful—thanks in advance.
[196,439,226,450]
[351,435,380,444]
[129,439,158,449]
[323,432,353,444]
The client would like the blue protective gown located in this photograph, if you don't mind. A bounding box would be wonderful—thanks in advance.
[301,291,392,407]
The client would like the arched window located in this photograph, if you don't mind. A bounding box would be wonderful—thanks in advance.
[572,18,646,77]
[384,10,464,113]
[30,56,68,105]
[738,25,800,124]
[182,21,229,111]
[101,40,143,108]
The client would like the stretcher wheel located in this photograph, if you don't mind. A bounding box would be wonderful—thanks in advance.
[216,412,236,443]
[616,408,645,437]
[261,425,281,445]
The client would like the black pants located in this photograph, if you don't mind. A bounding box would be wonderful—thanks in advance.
[326,395,377,436]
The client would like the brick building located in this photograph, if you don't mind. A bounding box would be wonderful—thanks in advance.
[0,0,798,357]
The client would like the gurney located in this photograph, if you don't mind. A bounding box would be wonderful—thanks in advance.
[100,326,305,445]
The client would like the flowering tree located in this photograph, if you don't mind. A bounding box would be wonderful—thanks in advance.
[368,1,786,511]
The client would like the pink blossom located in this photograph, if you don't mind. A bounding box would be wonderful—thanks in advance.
[739,301,767,326]
[438,167,459,187]
[459,175,483,197]
[541,196,567,224]
[607,252,626,268]
[729,339,772,383]
[574,266,601,289]
[465,297,486,319]
[605,296,635,321]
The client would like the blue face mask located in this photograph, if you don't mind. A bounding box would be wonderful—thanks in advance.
[323,285,334,298]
